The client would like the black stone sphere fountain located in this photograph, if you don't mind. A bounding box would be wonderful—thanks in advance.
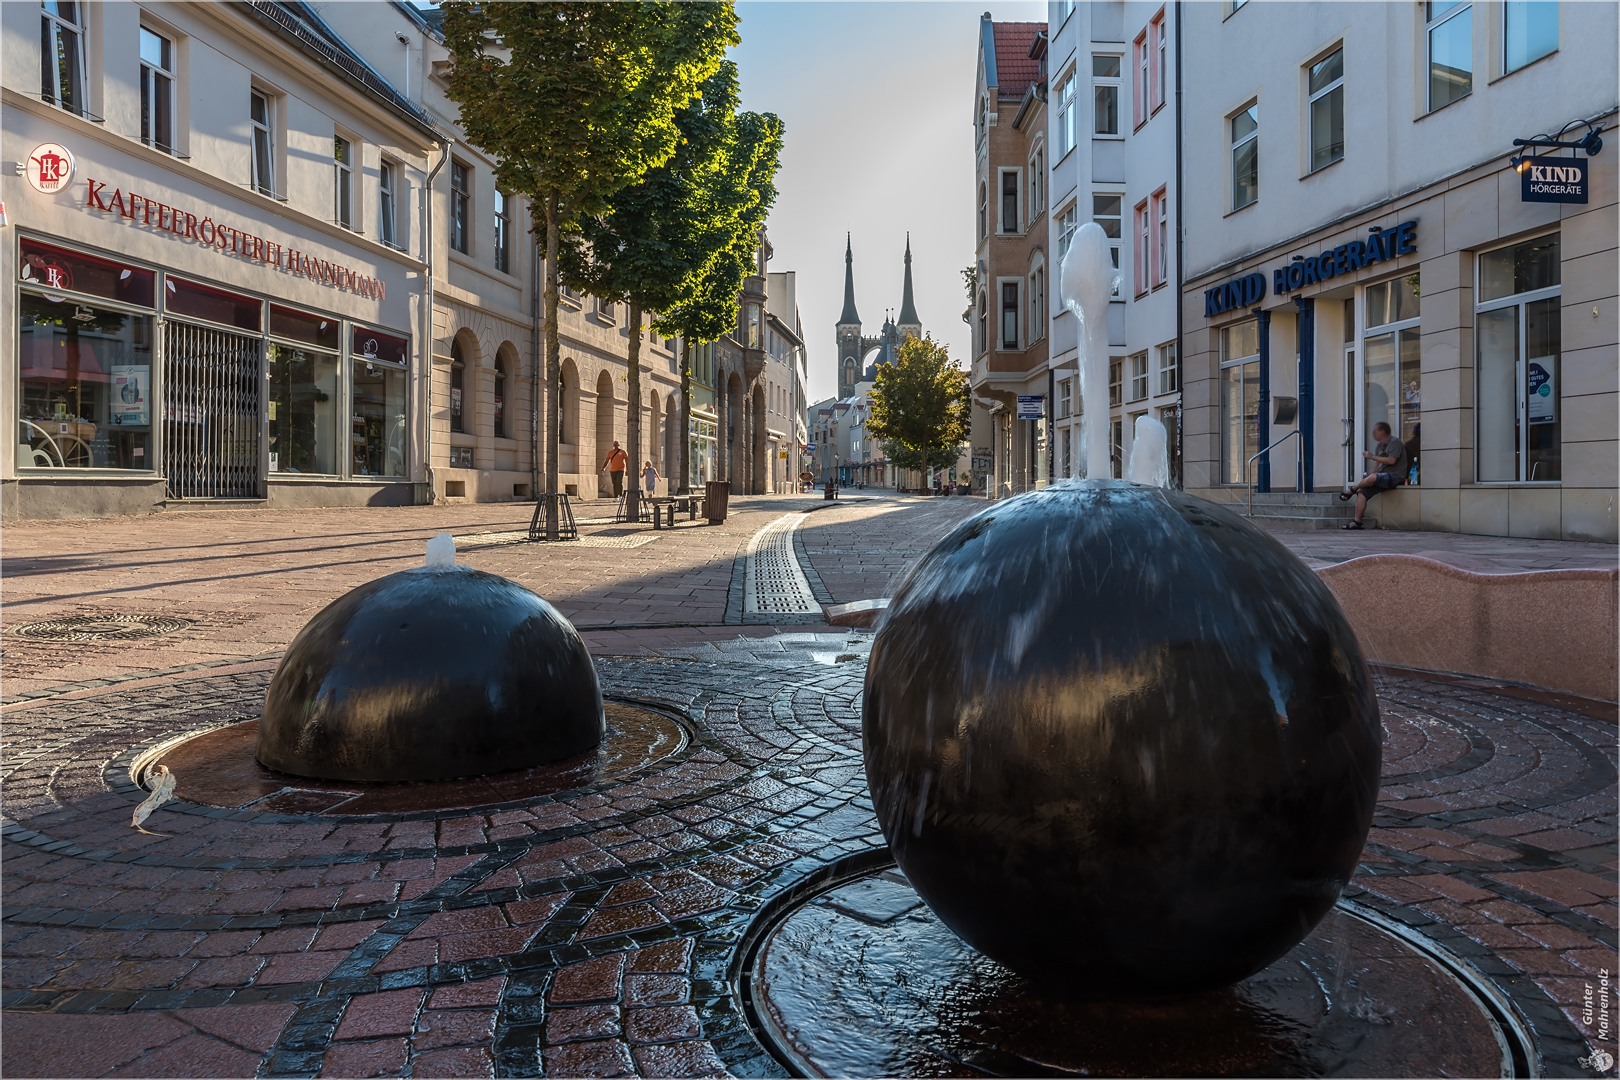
[861,480,1382,994]
[257,548,603,783]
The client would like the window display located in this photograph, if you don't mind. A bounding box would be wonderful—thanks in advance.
[352,357,406,477]
[268,344,339,474]
[18,291,152,469]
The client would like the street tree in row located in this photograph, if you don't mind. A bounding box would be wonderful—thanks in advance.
[440,1,737,537]
[565,60,781,517]
[866,334,972,489]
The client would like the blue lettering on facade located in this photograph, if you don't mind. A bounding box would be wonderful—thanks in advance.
[1262,219,1419,298]
[1203,271,1267,317]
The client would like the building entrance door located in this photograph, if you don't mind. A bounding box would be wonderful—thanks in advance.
[163,321,262,498]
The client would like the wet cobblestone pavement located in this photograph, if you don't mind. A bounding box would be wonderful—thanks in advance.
[2,500,1616,1077]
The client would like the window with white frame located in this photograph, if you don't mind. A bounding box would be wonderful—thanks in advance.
[1133,200,1149,295]
[1220,320,1260,484]
[1476,233,1560,482]
[1308,47,1344,172]
[1129,352,1149,402]
[379,161,398,248]
[1151,187,1168,288]
[1055,70,1077,158]
[1057,377,1072,420]
[1504,1,1557,72]
[1000,169,1019,233]
[1028,262,1045,343]
[1092,55,1120,136]
[1427,2,1472,111]
[1153,12,1167,112]
[1230,103,1258,210]
[450,160,470,254]
[1134,30,1149,127]
[334,136,354,229]
[1093,194,1122,297]
[1057,202,1079,261]
[1158,342,1178,394]
[1000,282,1019,349]
[977,290,987,355]
[978,181,988,240]
[1109,358,1123,407]
[250,91,276,197]
[494,188,511,274]
[1028,147,1044,218]
[139,27,175,152]
[1364,273,1422,484]
[41,1,86,115]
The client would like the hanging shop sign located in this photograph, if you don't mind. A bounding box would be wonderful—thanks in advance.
[1017,395,1045,420]
[80,176,387,300]
[27,143,75,194]
[1520,156,1588,204]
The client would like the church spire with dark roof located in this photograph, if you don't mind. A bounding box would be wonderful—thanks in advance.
[838,233,861,327]
[897,233,921,332]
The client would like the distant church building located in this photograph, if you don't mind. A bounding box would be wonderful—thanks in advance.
[836,234,923,398]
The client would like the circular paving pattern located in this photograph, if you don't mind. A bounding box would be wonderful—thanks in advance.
[749,868,1522,1078]
[5,613,194,642]
[0,645,1614,1079]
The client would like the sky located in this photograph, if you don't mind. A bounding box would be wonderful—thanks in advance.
[731,2,1045,404]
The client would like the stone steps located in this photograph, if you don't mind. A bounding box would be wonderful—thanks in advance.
[1245,491,1357,530]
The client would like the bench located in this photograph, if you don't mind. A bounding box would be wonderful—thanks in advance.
[647,495,704,530]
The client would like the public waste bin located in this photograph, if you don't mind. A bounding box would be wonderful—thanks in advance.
[705,480,730,524]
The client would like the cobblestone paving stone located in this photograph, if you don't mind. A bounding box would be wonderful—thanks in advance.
[2,498,1616,1077]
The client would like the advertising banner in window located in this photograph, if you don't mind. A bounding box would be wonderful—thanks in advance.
[1520,156,1588,204]
[1527,360,1556,424]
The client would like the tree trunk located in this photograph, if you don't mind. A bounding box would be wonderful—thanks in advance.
[624,299,643,523]
[543,190,561,539]
[678,340,692,495]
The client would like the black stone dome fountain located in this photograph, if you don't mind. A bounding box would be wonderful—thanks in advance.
[746,482,1529,1077]
[258,535,604,782]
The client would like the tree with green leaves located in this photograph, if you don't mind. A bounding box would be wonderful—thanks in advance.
[866,334,971,487]
[653,101,783,495]
[564,61,781,517]
[440,1,737,536]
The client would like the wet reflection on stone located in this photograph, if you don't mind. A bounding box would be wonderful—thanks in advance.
[752,871,1511,1079]
[152,702,685,815]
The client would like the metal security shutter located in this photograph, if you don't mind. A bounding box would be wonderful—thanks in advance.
[163,321,261,499]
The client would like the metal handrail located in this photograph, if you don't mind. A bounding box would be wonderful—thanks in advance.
[1246,428,1303,517]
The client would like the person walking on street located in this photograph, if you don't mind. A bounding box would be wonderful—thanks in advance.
[603,441,628,498]
[642,460,659,497]
[1338,421,1406,530]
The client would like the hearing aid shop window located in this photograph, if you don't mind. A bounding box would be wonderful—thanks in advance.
[269,305,340,475]
[351,325,408,477]
[17,239,156,470]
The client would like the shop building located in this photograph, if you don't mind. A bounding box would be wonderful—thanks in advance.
[4,1,442,519]
[1180,1,1616,540]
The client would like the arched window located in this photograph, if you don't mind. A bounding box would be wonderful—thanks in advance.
[493,358,507,437]
[450,340,466,433]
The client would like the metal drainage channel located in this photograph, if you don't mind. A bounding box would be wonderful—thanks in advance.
[745,513,819,618]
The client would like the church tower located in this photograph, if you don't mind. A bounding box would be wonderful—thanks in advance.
[837,234,862,397]
[897,234,922,340]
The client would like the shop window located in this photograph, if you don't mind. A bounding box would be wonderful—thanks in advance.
[1092,55,1121,136]
[1129,351,1149,402]
[1054,69,1077,157]
[268,343,338,475]
[352,325,409,366]
[1364,275,1422,485]
[1426,2,1472,111]
[333,135,354,229]
[41,1,86,115]
[450,340,466,434]
[1001,170,1019,233]
[494,358,507,438]
[19,239,155,307]
[1092,194,1122,296]
[1308,47,1344,172]
[1159,402,1182,487]
[353,357,407,477]
[1476,233,1560,482]
[1231,103,1258,210]
[140,27,175,152]
[1158,342,1178,394]
[269,305,337,350]
[17,292,153,470]
[450,160,470,254]
[1000,282,1018,349]
[1061,426,1073,478]
[166,277,261,332]
[250,90,276,197]
[494,188,511,274]
[1220,320,1260,484]
[379,161,398,249]
[1505,2,1557,72]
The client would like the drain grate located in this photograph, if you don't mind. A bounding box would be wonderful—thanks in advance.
[6,613,195,642]
[745,514,819,616]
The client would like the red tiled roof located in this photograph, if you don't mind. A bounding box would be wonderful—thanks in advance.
[993,22,1044,99]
